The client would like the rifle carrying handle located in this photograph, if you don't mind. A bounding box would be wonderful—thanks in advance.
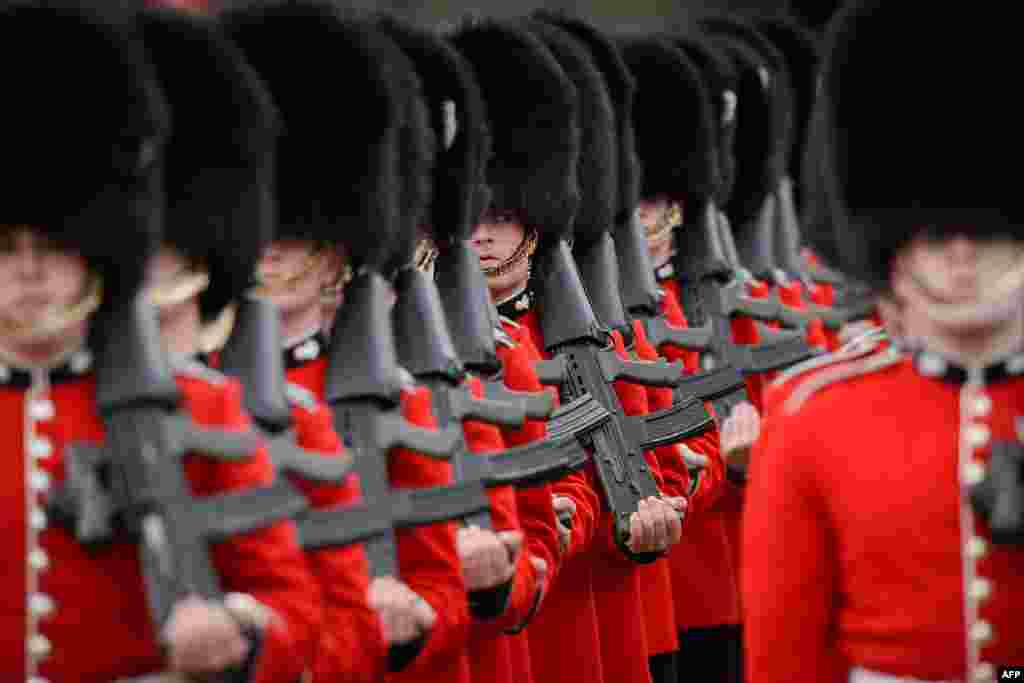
[598,350,684,388]
[533,358,568,386]
[456,391,527,428]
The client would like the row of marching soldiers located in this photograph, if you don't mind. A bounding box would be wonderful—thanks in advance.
[5,0,1023,683]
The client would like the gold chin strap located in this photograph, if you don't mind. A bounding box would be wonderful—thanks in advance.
[643,202,683,245]
[253,249,330,298]
[0,274,103,344]
[414,238,439,274]
[149,269,210,310]
[483,229,538,280]
[906,252,1024,331]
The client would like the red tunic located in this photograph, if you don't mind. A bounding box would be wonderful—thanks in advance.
[655,281,740,631]
[285,343,472,683]
[284,383,386,683]
[512,310,607,683]
[744,349,1024,683]
[1,355,320,683]
[462,375,540,683]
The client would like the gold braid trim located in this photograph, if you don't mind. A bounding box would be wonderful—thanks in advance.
[644,202,683,244]
[483,229,538,279]
[0,274,103,343]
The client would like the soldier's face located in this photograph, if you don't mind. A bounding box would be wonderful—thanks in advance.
[257,240,341,316]
[0,226,90,334]
[637,199,678,268]
[470,209,530,300]
[892,234,1024,306]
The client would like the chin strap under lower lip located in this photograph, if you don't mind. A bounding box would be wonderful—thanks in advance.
[0,274,103,344]
[905,255,1024,330]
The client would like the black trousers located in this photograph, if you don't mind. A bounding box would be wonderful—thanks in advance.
[649,651,679,683]
[675,624,742,683]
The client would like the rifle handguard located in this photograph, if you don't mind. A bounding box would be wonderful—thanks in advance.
[482,379,555,420]
[598,349,684,388]
[533,357,568,386]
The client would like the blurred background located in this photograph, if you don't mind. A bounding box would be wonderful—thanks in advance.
[160,0,792,31]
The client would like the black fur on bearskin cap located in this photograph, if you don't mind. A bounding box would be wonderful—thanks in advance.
[141,8,279,322]
[788,0,844,34]
[619,37,716,209]
[534,12,637,230]
[0,1,168,309]
[520,18,615,248]
[220,1,401,271]
[806,0,1024,290]
[750,14,819,200]
[699,16,794,203]
[376,17,486,247]
[366,22,435,277]
[671,30,739,206]
[449,19,580,244]
[698,30,780,225]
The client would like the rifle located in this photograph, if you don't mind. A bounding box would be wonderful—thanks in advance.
[970,420,1024,547]
[394,259,591,530]
[55,296,309,683]
[531,235,709,559]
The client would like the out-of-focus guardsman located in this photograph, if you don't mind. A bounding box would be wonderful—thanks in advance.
[744,2,1024,682]
[141,8,409,681]
[0,3,321,681]
[221,4,483,683]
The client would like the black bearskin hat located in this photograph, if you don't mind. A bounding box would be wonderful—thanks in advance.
[367,22,435,276]
[0,2,168,308]
[141,9,278,322]
[788,0,844,34]
[449,20,580,243]
[697,28,780,225]
[221,1,401,271]
[521,18,615,248]
[535,13,637,229]
[619,37,716,210]
[751,14,819,200]
[806,0,1024,289]
[377,18,490,246]
[672,30,739,206]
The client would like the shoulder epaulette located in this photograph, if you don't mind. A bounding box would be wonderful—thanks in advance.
[771,328,887,388]
[782,345,904,416]
[284,382,319,412]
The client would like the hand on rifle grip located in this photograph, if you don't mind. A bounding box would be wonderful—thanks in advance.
[457,526,522,591]
[552,495,576,554]
[164,595,249,676]
[627,497,682,554]
[721,401,762,469]
[368,576,437,646]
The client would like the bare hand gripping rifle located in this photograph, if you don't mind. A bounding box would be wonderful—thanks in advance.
[53,297,310,683]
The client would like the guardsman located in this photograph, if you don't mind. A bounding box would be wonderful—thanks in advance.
[744,2,1024,682]
[0,4,320,681]
[221,5,516,683]
[142,9,415,681]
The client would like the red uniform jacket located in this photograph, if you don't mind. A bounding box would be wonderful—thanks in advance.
[744,348,1024,683]
[284,336,472,683]
[508,308,607,683]
[657,278,742,630]
[495,324,564,679]
[462,374,541,683]
[283,382,386,683]
[3,354,320,683]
